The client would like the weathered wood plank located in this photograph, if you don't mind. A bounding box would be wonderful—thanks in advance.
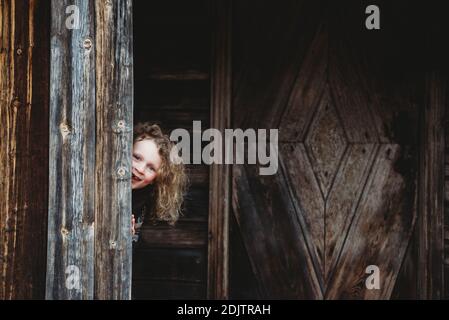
[418,72,446,299]
[326,145,417,299]
[0,0,26,300]
[391,224,419,299]
[94,0,133,300]
[279,27,328,143]
[0,0,49,300]
[325,144,378,285]
[279,143,325,288]
[46,0,96,300]
[232,164,323,299]
[20,0,50,299]
[207,0,230,300]
[140,221,207,249]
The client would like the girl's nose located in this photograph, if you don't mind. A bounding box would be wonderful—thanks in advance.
[134,162,145,174]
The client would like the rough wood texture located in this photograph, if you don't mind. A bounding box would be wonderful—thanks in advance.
[46,0,96,300]
[140,221,207,248]
[94,0,133,300]
[207,0,231,300]
[231,0,422,299]
[418,72,446,299]
[47,0,133,300]
[233,164,323,298]
[0,0,49,299]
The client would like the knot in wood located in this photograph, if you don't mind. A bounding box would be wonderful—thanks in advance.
[109,240,117,249]
[60,123,71,139]
[117,167,126,177]
[16,48,23,55]
[83,38,92,50]
[112,120,131,134]
[12,99,20,109]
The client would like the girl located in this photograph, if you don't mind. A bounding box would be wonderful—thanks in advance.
[131,122,187,242]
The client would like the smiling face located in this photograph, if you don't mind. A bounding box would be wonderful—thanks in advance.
[131,139,162,190]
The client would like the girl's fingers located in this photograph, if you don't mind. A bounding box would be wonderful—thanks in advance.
[131,215,135,235]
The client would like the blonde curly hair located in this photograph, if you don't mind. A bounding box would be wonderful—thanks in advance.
[133,122,187,225]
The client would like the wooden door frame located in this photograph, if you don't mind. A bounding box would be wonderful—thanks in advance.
[207,0,232,300]
[417,72,447,299]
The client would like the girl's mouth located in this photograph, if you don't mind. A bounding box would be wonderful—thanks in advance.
[132,173,142,182]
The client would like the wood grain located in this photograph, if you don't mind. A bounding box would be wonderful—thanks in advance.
[46,0,96,300]
[418,72,446,299]
[232,164,323,299]
[207,0,231,300]
[0,0,49,299]
[94,0,133,300]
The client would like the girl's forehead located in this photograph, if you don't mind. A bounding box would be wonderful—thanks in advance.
[134,138,156,149]
[133,139,162,166]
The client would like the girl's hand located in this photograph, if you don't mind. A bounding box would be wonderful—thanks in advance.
[131,214,136,236]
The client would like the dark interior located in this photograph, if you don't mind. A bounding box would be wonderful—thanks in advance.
[132,0,211,299]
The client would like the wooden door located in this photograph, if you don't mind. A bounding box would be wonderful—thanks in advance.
[231,0,435,299]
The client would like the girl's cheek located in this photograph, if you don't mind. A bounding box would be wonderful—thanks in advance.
[146,173,157,185]
[143,174,154,185]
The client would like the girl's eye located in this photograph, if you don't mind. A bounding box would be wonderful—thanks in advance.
[133,154,140,160]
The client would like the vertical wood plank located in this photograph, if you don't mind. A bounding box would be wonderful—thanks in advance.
[208,0,231,300]
[0,0,49,299]
[418,72,446,299]
[94,0,133,300]
[46,0,96,299]
[20,0,50,299]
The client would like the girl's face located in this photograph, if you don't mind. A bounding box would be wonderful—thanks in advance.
[131,139,162,190]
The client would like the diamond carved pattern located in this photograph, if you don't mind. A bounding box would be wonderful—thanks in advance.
[304,97,348,199]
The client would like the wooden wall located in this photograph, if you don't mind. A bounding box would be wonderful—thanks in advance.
[132,0,211,299]
[0,0,49,299]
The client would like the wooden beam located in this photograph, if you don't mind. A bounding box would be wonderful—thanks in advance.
[418,71,446,299]
[207,0,231,300]
[47,0,134,300]
[46,0,96,299]
[94,0,133,300]
[0,0,49,299]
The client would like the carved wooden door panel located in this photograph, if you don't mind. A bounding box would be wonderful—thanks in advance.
[232,1,420,299]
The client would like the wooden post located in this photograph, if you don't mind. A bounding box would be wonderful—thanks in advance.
[0,0,49,299]
[208,0,231,299]
[418,72,446,299]
[94,0,133,300]
[47,0,133,299]
[46,0,96,299]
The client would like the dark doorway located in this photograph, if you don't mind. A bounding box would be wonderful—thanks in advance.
[132,0,211,299]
